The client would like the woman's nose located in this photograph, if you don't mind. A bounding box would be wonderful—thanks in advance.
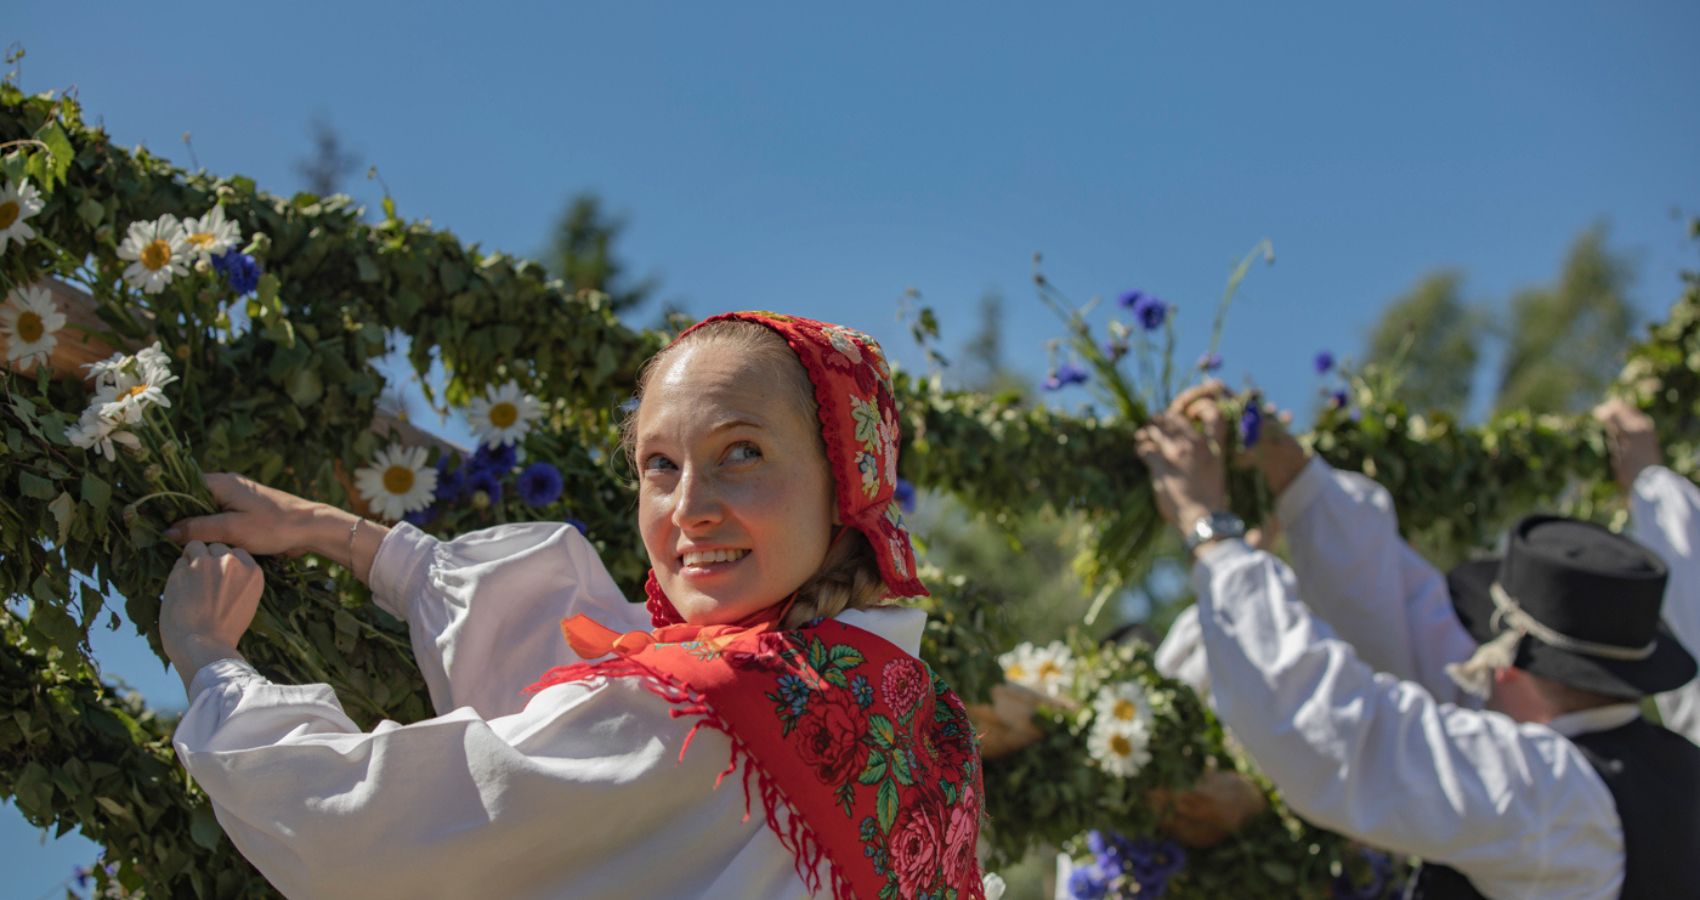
[672,468,723,528]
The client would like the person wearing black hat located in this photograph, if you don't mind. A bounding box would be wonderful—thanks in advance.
[1134,406,1700,899]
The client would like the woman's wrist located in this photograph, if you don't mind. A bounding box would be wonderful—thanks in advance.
[168,634,244,694]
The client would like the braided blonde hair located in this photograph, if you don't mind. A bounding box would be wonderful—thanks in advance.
[621,319,890,626]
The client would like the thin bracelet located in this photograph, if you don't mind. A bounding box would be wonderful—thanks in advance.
[347,515,365,580]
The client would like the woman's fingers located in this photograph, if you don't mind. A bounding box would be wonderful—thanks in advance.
[164,512,240,545]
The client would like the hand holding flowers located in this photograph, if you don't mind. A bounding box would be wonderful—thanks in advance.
[160,541,264,692]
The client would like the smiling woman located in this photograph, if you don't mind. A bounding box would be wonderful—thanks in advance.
[161,311,989,900]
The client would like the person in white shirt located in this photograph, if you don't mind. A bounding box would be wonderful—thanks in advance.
[1133,400,1700,899]
[158,313,990,900]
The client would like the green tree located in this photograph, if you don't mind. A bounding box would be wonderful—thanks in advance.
[1361,271,1481,415]
[543,193,657,315]
[1495,227,1636,414]
[294,115,360,197]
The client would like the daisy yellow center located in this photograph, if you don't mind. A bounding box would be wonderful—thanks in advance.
[15,311,43,343]
[1111,699,1138,721]
[140,239,173,271]
[1108,733,1133,757]
[1036,660,1062,680]
[186,231,216,249]
[0,200,18,229]
[1004,663,1028,682]
[383,465,416,495]
[488,402,519,429]
[124,383,149,399]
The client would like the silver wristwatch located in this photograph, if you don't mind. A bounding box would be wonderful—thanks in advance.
[1184,511,1246,552]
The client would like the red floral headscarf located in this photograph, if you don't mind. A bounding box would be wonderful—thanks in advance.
[642,311,928,628]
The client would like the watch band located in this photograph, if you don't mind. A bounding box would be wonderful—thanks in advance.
[1184,511,1247,552]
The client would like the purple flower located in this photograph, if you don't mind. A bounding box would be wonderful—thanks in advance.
[894,478,916,513]
[1239,400,1263,448]
[1104,339,1129,363]
[1196,351,1223,372]
[466,469,503,507]
[1044,361,1091,392]
[435,456,467,501]
[1119,290,1170,331]
[516,461,564,507]
[1329,389,1349,410]
[471,441,517,474]
[1067,862,1110,900]
[564,516,588,535]
[72,866,91,889]
[402,504,438,527]
[1313,350,1335,374]
[212,251,262,295]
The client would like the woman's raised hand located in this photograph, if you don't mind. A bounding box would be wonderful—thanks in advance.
[1593,398,1663,493]
[165,472,321,557]
[160,541,265,692]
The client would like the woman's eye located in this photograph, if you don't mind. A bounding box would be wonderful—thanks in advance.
[726,442,763,463]
[642,454,676,473]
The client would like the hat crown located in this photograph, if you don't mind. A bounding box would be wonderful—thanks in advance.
[1500,515,1668,653]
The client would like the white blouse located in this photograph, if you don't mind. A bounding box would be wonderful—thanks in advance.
[173,521,929,900]
[1628,464,1700,745]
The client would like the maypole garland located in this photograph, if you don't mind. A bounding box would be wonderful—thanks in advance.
[0,78,1696,898]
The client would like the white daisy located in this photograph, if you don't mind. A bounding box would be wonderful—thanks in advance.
[997,640,1078,700]
[1092,681,1156,733]
[116,215,191,294]
[93,342,179,424]
[467,380,543,448]
[1,285,66,370]
[180,205,242,261]
[1087,718,1152,778]
[0,179,45,254]
[66,407,141,462]
[353,443,438,521]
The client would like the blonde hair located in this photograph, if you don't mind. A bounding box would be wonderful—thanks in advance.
[621,318,890,626]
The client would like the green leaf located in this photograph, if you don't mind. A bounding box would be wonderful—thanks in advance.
[355,255,381,284]
[876,779,899,834]
[867,713,896,749]
[858,751,888,785]
[27,599,81,654]
[13,762,53,817]
[285,366,324,406]
[190,804,224,851]
[18,469,56,500]
[81,472,111,517]
[48,491,73,546]
[891,747,914,786]
[1260,861,1297,884]
[828,644,866,670]
[35,121,75,187]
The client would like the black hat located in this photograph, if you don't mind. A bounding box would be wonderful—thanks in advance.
[1447,514,1696,699]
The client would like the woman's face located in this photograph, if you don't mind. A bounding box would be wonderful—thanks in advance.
[635,340,836,625]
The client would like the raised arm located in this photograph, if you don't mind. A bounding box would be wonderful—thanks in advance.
[1597,399,1700,743]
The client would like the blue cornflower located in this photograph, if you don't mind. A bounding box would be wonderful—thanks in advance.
[1197,351,1223,372]
[1119,290,1170,331]
[1104,338,1129,363]
[1044,361,1091,392]
[1239,400,1263,448]
[212,251,262,295]
[1329,389,1350,410]
[471,441,517,474]
[72,866,91,889]
[435,456,468,502]
[1066,862,1110,900]
[894,478,916,513]
[564,516,588,535]
[1331,848,1393,900]
[466,469,503,508]
[776,673,810,715]
[850,674,875,709]
[402,504,438,527]
[1314,350,1335,374]
[516,461,564,507]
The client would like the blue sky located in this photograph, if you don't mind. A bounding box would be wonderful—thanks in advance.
[8,2,1700,893]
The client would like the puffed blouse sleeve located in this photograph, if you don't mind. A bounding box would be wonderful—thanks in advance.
[367,521,650,718]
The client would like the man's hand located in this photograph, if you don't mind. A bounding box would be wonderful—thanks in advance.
[1135,412,1228,539]
[161,541,265,693]
[1593,398,1663,493]
[1171,381,1308,497]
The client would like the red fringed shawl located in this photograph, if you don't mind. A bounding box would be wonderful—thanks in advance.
[527,616,986,900]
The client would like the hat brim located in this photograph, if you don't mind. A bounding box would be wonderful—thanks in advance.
[1448,559,1697,699]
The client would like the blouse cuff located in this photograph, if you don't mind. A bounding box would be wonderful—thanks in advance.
[187,657,266,704]
[369,521,439,621]
[1273,456,1330,524]
[1631,464,1683,505]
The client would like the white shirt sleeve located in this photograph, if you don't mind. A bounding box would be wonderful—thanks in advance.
[172,660,804,900]
[1153,605,1212,705]
[1279,457,1477,703]
[1192,540,1623,900]
[368,521,650,719]
[1628,465,1700,744]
